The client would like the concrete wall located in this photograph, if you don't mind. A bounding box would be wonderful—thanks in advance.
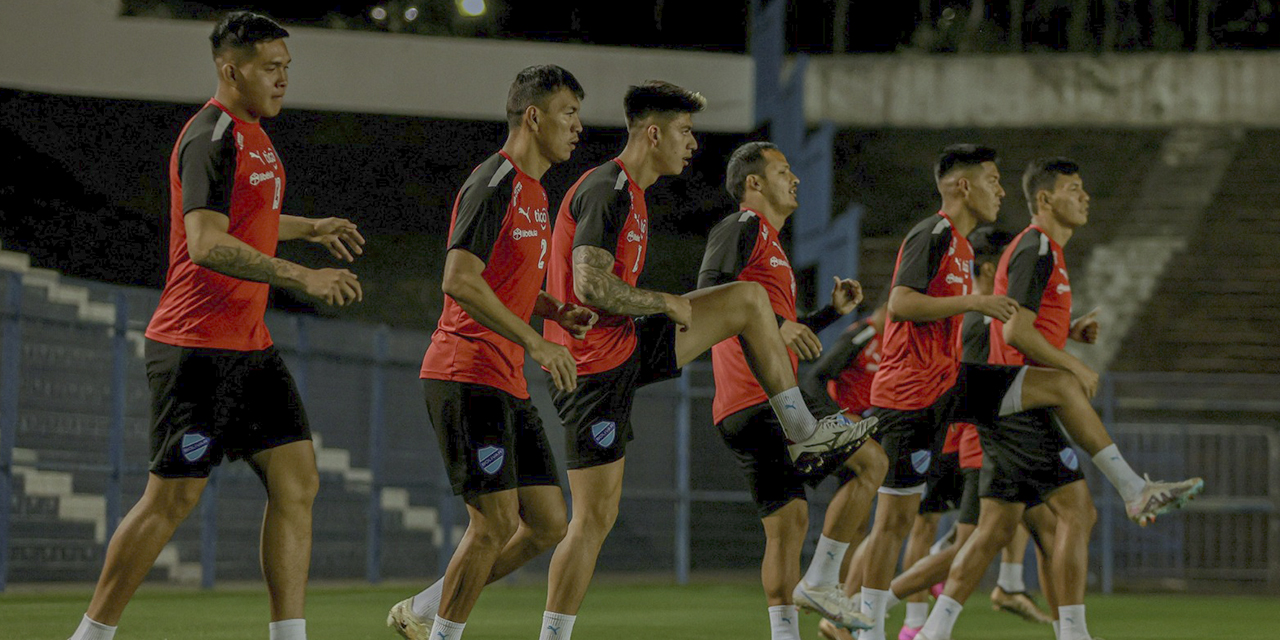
[0,0,753,132]
[806,52,1280,128]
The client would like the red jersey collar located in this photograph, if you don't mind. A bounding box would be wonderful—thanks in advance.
[612,157,638,188]
[498,149,532,180]
[740,207,781,234]
[1028,224,1062,250]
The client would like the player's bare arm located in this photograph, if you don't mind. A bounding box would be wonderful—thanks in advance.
[442,248,577,391]
[186,209,362,306]
[534,291,598,340]
[278,215,366,262]
[1004,305,1099,397]
[572,244,691,327]
[784,277,863,360]
[888,285,1017,323]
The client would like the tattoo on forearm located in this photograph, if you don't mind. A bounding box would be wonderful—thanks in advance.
[204,244,303,288]
[572,246,667,316]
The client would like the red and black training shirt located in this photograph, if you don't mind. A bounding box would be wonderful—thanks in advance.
[420,151,552,399]
[870,211,975,410]
[698,208,840,424]
[146,99,284,351]
[544,159,649,375]
[988,225,1072,366]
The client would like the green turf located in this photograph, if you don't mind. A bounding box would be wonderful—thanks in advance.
[5,581,1279,639]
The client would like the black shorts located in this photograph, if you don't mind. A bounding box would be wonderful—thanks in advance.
[920,452,962,514]
[423,379,561,500]
[551,315,680,469]
[146,340,311,479]
[717,393,844,518]
[957,468,981,525]
[873,364,1024,489]
[977,409,1086,506]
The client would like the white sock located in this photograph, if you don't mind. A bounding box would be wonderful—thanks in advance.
[769,387,817,442]
[803,535,851,588]
[997,562,1025,593]
[412,578,444,619]
[904,602,929,628]
[1059,604,1089,640]
[69,615,116,640]
[1091,444,1146,503]
[1053,619,1062,640]
[918,596,963,640]
[768,604,801,640]
[268,619,306,640]
[539,611,575,640]
[859,587,890,640]
[430,616,466,640]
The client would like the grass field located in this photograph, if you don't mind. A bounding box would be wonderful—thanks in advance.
[6,581,1280,639]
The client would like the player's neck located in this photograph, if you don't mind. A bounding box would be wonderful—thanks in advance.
[500,131,551,180]
[1032,214,1074,247]
[213,87,260,124]
[939,201,979,237]
[615,140,661,191]
[741,198,789,232]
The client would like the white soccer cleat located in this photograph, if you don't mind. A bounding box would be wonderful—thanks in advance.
[788,413,879,475]
[1125,474,1204,527]
[387,597,431,640]
[792,580,875,631]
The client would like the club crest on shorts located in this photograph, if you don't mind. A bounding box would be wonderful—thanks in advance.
[478,446,505,475]
[1059,447,1080,471]
[911,449,931,474]
[590,420,617,448]
[181,434,210,462]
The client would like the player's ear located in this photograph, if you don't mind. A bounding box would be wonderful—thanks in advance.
[217,58,237,84]
[646,123,661,147]
[746,174,761,193]
[523,105,539,132]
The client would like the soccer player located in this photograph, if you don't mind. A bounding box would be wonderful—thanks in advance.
[66,12,364,640]
[539,82,876,640]
[385,65,598,640]
[803,303,885,417]
[699,142,887,636]
[856,146,1202,640]
[914,158,1194,640]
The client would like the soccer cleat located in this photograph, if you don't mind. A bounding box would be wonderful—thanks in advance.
[817,618,856,640]
[788,413,879,475]
[793,580,875,631]
[387,597,430,640]
[989,586,1053,624]
[1125,474,1204,526]
[899,624,924,640]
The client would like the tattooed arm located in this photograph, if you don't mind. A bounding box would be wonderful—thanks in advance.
[572,245,691,327]
[185,209,362,306]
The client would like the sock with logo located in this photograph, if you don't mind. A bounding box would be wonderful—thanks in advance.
[903,602,928,629]
[768,388,817,442]
[268,619,306,640]
[859,587,890,640]
[918,596,962,640]
[539,611,575,640]
[1058,604,1089,640]
[997,562,1025,593]
[69,615,116,640]
[411,578,444,619]
[1091,445,1146,503]
[768,604,801,640]
[429,616,465,640]
[803,535,850,588]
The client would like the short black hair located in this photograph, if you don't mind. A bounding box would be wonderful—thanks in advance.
[623,81,706,127]
[1022,157,1081,214]
[724,141,781,202]
[506,65,585,130]
[935,144,998,182]
[968,226,1015,268]
[210,11,289,59]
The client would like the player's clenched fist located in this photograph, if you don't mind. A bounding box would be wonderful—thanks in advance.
[974,294,1019,322]
[663,293,693,332]
[529,338,577,392]
[305,268,362,306]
